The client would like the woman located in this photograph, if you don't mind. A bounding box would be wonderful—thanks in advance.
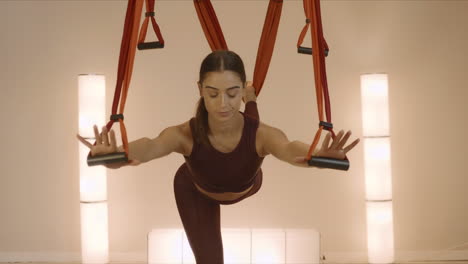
[77,50,360,263]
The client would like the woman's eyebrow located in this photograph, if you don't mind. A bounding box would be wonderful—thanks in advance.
[205,86,240,91]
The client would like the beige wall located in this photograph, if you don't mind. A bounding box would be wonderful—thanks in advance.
[1,0,467,263]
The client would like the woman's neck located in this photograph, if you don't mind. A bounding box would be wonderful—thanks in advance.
[207,111,243,136]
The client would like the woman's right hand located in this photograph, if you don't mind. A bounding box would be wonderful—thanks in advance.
[76,125,141,169]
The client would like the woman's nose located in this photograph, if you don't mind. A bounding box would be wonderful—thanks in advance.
[219,93,227,107]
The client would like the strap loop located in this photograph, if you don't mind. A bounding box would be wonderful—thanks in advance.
[138,0,165,50]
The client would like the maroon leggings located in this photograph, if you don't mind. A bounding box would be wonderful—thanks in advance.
[173,163,263,264]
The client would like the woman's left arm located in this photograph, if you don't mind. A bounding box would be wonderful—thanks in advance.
[259,123,360,168]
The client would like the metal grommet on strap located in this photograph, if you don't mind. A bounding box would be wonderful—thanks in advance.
[320,121,333,130]
[111,114,124,121]
[145,12,155,17]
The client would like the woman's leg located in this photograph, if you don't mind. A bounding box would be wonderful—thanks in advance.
[173,164,224,264]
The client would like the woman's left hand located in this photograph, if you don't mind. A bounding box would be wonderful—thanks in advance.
[294,130,360,165]
[243,81,257,103]
[315,130,360,160]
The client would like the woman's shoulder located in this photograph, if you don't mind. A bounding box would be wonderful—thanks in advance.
[168,119,194,156]
[256,121,287,144]
[256,120,273,133]
[174,119,193,139]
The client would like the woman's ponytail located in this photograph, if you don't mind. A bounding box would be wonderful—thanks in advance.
[194,97,210,146]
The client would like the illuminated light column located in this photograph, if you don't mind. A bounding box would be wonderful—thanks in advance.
[78,74,109,264]
[360,73,394,264]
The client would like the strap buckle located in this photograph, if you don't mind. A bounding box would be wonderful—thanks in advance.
[320,121,333,130]
[111,114,124,121]
[145,12,155,17]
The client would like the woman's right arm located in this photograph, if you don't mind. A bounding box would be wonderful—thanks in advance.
[138,122,190,163]
[77,121,190,168]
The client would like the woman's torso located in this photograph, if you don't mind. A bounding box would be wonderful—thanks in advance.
[179,112,266,202]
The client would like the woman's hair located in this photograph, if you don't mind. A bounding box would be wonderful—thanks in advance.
[194,50,247,147]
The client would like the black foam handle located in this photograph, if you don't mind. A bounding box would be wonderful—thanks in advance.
[298,46,312,55]
[308,156,349,171]
[87,152,129,166]
[137,41,164,50]
[297,46,329,57]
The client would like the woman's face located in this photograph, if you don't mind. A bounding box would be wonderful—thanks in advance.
[198,71,245,121]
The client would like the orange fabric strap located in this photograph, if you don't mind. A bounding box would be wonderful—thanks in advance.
[193,0,228,51]
[88,0,164,160]
[193,0,283,97]
[298,0,348,162]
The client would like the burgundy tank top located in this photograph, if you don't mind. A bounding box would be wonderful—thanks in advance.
[183,102,264,193]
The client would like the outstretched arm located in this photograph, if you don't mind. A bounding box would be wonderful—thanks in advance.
[138,122,189,163]
[259,123,360,168]
[259,124,315,168]
[116,122,189,164]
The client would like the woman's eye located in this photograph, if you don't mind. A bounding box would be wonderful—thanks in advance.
[208,92,237,98]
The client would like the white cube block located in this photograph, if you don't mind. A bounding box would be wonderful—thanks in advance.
[252,229,285,263]
[222,228,251,264]
[286,229,320,264]
[147,228,322,264]
[182,231,196,264]
[148,229,183,264]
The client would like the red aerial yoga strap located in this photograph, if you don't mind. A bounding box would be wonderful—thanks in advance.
[193,0,283,97]
[87,0,164,163]
[297,0,348,163]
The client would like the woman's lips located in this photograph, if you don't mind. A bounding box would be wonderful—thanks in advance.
[218,111,230,117]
